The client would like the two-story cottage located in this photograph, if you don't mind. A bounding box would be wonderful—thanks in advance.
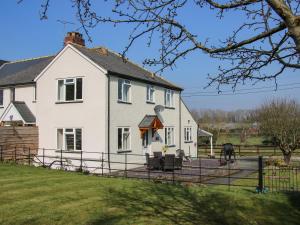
[0,32,197,171]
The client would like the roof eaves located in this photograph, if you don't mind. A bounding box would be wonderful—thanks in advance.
[108,71,183,91]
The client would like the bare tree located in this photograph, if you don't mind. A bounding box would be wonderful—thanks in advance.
[21,0,300,89]
[256,99,300,164]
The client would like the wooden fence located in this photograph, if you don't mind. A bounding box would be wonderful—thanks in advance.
[0,126,38,161]
[198,144,300,157]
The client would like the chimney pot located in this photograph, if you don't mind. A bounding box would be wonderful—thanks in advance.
[64,32,85,46]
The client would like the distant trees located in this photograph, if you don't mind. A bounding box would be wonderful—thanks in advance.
[256,99,300,164]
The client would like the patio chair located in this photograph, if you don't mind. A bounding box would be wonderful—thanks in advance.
[174,157,183,169]
[153,151,163,159]
[145,153,161,170]
[176,149,191,162]
[163,154,175,171]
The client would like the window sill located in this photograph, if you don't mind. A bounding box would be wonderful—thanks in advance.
[146,101,155,104]
[55,100,83,104]
[165,106,175,109]
[117,100,132,105]
[0,106,4,108]
[55,150,82,154]
[166,145,176,148]
[32,100,37,103]
[117,150,132,154]
[184,141,193,143]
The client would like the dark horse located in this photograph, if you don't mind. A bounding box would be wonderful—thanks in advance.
[220,143,236,162]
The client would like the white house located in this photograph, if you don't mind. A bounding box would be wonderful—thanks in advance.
[0,32,197,171]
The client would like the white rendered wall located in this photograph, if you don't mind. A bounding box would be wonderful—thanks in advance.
[15,85,36,115]
[180,100,198,157]
[0,88,11,117]
[36,46,107,169]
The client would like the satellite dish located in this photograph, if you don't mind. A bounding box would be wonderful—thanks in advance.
[154,105,165,113]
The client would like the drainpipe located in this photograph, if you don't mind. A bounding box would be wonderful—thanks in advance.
[107,75,111,172]
[179,91,182,150]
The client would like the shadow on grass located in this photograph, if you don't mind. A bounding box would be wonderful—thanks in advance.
[89,182,300,225]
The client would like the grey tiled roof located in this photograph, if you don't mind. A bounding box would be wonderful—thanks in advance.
[13,101,36,123]
[0,56,54,86]
[0,44,182,90]
[139,115,158,128]
[71,44,183,90]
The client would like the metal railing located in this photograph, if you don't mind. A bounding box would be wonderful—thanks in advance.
[0,146,299,192]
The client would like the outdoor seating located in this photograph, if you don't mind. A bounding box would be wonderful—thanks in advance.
[176,149,191,162]
[163,154,175,171]
[153,151,163,159]
[145,153,161,170]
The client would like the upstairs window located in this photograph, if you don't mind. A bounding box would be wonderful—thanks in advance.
[57,128,82,151]
[165,89,174,107]
[146,85,155,103]
[184,127,192,142]
[0,89,3,106]
[57,77,82,102]
[118,79,131,103]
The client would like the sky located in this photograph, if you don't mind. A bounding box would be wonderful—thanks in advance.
[0,0,299,111]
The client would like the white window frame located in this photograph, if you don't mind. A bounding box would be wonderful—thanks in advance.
[184,127,192,142]
[57,128,82,151]
[57,77,83,102]
[0,89,3,107]
[165,126,175,146]
[118,79,131,103]
[117,127,131,152]
[165,89,174,108]
[146,85,155,103]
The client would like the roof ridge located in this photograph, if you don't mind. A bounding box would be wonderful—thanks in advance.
[5,55,54,65]
[90,45,157,78]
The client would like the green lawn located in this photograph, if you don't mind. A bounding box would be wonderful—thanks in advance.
[1,164,300,225]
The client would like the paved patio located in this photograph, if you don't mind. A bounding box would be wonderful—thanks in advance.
[112,158,241,183]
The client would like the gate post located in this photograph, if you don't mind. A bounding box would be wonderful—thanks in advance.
[0,146,3,162]
[258,156,264,192]
[28,147,31,166]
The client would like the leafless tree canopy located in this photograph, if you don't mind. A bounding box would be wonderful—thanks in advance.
[21,0,300,88]
[256,99,300,163]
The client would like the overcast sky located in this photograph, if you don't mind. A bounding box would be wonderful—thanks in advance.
[1,0,299,111]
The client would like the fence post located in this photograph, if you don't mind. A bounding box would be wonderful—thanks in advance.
[60,148,63,169]
[80,150,83,172]
[101,152,104,176]
[125,152,127,178]
[28,147,31,166]
[42,148,45,167]
[172,157,175,184]
[199,157,202,184]
[258,156,264,192]
[228,161,231,190]
[14,146,17,163]
[0,146,3,162]
[238,146,241,156]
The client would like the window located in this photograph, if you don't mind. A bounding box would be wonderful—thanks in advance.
[0,89,3,106]
[165,127,175,146]
[57,77,82,102]
[57,128,82,151]
[165,89,174,107]
[118,79,131,102]
[184,127,192,142]
[146,85,155,103]
[118,127,131,151]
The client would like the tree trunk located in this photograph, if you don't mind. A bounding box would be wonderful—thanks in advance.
[283,151,292,165]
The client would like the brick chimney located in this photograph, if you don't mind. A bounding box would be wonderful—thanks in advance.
[64,32,85,46]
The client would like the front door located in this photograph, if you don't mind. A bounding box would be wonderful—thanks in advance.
[142,130,150,154]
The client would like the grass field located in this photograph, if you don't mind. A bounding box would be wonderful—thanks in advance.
[1,163,300,225]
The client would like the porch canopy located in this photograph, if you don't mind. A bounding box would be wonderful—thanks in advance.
[198,129,214,156]
[139,115,164,137]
